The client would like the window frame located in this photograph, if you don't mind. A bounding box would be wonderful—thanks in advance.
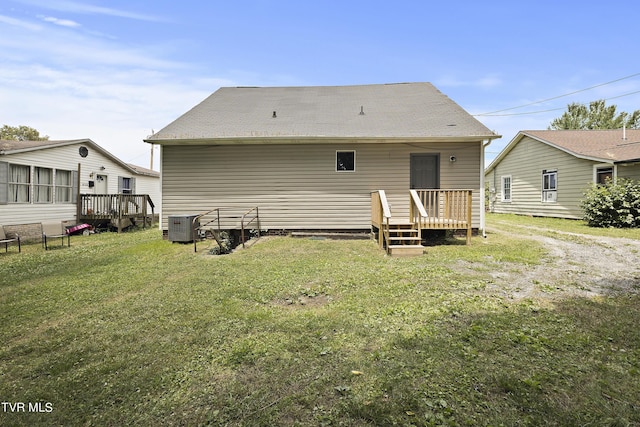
[9,163,31,204]
[336,150,356,172]
[595,165,614,185]
[119,176,134,194]
[501,175,512,202]
[34,166,53,203]
[55,169,74,203]
[541,169,557,203]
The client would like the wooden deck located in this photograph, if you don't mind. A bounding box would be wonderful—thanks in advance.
[372,189,473,256]
[77,194,155,232]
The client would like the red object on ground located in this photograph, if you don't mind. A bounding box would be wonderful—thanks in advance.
[66,223,91,235]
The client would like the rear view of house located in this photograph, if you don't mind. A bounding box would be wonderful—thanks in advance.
[485,129,640,218]
[146,83,499,248]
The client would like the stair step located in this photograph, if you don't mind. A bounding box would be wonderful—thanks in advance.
[389,219,414,226]
[388,236,422,241]
[388,245,425,257]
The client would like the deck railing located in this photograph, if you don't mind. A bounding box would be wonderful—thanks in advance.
[409,189,429,237]
[78,194,154,231]
[413,189,473,243]
[371,190,391,249]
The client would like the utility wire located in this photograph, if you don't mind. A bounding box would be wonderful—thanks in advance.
[476,89,640,117]
[475,72,640,116]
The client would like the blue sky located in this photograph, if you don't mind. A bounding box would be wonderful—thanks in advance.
[1,0,639,170]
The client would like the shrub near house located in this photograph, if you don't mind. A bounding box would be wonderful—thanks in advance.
[581,178,640,227]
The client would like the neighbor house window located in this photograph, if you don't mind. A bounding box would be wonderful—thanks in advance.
[9,164,30,203]
[542,169,557,202]
[34,167,53,203]
[596,167,613,185]
[336,151,355,172]
[118,176,134,194]
[56,169,73,203]
[501,175,512,202]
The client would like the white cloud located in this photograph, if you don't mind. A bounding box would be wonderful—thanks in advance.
[0,14,42,31]
[0,6,224,169]
[40,15,81,27]
[14,0,166,22]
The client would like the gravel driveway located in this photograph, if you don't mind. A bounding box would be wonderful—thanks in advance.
[479,222,640,301]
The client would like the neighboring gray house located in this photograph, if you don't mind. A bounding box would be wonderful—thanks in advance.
[145,83,499,243]
[0,139,160,238]
[485,129,640,219]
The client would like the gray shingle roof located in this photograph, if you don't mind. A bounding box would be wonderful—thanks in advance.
[147,83,498,142]
[0,139,87,152]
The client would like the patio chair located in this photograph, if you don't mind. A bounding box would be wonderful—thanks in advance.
[0,226,21,253]
[42,222,70,250]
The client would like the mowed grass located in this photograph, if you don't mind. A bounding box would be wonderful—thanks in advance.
[1,222,639,426]
[487,212,640,240]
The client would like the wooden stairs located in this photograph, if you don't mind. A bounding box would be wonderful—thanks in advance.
[386,219,424,257]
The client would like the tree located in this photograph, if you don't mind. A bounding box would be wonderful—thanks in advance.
[0,125,49,141]
[548,100,640,130]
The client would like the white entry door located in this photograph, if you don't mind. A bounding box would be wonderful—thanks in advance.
[95,174,108,194]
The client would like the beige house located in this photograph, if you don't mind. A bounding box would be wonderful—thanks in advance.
[485,129,640,219]
[145,83,499,249]
[0,139,160,238]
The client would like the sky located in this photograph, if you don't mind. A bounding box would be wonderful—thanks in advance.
[1,0,639,170]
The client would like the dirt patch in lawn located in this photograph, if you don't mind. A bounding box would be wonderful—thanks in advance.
[474,223,640,301]
[272,294,333,309]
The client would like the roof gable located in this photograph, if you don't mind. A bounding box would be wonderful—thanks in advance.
[486,129,640,172]
[0,139,158,177]
[146,83,499,143]
[523,129,640,162]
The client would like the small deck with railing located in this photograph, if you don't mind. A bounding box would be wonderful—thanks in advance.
[78,194,155,232]
[372,189,473,256]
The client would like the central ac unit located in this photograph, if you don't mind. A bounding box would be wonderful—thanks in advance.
[168,215,199,242]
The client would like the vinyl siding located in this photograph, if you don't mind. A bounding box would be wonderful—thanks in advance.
[617,163,640,180]
[161,141,482,230]
[487,136,597,219]
[0,143,160,226]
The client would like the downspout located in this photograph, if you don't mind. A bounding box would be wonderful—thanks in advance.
[480,139,491,238]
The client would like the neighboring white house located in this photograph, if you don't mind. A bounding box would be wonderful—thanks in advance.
[0,139,160,237]
[485,129,640,218]
[145,83,500,240]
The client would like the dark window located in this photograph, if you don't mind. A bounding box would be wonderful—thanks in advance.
[336,151,355,172]
[119,176,133,194]
[596,167,613,185]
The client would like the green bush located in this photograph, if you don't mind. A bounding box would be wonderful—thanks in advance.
[581,178,640,227]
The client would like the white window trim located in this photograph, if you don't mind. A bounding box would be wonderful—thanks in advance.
[55,169,74,203]
[593,163,617,184]
[501,175,512,202]
[34,166,53,204]
[336,150,356,172]
[9,163,31,204]
[541,169,557,203]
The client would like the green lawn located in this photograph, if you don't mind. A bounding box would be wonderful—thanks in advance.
[1,219,639,426]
